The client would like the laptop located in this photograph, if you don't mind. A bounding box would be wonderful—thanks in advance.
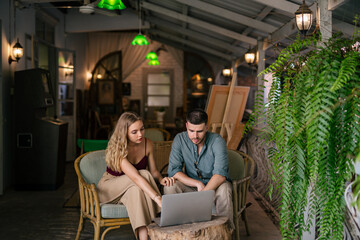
[153,190,215,227]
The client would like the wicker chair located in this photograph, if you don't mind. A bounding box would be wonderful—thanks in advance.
[228,149,255,240]
[152,141,173,176]
[74,150,130,240]
[145,128,171,141]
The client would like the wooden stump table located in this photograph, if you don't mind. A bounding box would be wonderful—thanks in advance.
[147,216,232,240]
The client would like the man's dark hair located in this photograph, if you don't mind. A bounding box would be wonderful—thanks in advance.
[186,109,208,125]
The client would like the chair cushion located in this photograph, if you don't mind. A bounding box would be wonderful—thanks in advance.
[101,203,129,218]
[228,150,245,180]
[79,150,107,185]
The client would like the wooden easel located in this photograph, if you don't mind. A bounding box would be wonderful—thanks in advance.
[205,72,249,150]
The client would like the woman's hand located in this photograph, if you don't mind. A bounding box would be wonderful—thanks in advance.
[160,177,175,186]
[154,195,162,208]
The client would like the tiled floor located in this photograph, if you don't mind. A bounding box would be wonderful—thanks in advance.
[0,162,281,240]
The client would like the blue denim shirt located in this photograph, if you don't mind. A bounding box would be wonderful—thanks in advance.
[168,131,229,185]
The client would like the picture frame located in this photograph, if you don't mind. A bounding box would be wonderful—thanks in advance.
[98,80,115,105]
[129,99,141,115]
[122,83,131,96]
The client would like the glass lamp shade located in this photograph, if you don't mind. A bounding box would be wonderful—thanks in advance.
[148,59,160,66]
[146,51,158,60]
[97,0,127,10]
[222,68,231,77]
[9,38,23,63]
[13,41,24,60]
[245,52,255,65]
[131,34,149,46]
[295,0,313,34]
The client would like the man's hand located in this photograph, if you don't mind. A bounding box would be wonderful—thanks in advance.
[196,181,205,191]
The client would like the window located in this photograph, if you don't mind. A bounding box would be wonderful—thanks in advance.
[147,73,171,107]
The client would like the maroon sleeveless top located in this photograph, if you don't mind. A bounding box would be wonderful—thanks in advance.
[106,139,148,176]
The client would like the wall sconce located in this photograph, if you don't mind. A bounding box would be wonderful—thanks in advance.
[295,0,313,35]
[244,48,256,65]
[222,68,232,77]
[9,38,23,64]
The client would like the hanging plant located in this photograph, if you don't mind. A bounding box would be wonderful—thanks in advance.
[246,18,360,239]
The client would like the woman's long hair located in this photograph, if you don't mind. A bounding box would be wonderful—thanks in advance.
[105,112,142,172]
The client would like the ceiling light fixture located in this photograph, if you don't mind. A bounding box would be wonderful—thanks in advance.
[295,0,313,35]
[97,0,127,10]
[8,38,23,64]
[145,51,158,60]
[131,0,149,46]
[148,59,160,66]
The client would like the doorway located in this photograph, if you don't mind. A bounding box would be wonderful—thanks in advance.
[143,69,174,126]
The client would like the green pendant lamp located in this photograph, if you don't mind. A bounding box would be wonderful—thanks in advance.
[148,59,160,66]
[97,0,127,10]
[131,34,149,46]
[145,51,158,60]
[131,0,149,46]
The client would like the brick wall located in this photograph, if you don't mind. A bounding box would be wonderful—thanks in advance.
[124,46,183,121]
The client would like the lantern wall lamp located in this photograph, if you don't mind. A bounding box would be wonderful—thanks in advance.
[9,38,23,64]
[244,47,256,65]
[295,0,313,35]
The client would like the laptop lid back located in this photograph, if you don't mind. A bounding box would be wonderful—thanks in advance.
[159,190,215,227]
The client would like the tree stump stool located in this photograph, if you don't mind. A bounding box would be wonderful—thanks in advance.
[147,216,232,240]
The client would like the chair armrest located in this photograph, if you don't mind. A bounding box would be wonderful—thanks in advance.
[232,176,251,186]
[78,178,102,222]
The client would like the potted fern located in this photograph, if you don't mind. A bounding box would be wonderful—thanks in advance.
[246,23,360,239]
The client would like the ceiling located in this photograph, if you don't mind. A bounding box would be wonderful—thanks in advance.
[20,0,358,66]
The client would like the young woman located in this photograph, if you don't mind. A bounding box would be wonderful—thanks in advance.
[97,112,175,240]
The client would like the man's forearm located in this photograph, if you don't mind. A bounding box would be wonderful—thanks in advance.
[174,172,202,188]
[203,174,226,191]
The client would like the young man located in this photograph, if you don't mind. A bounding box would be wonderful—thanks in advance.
[164,109,233,229]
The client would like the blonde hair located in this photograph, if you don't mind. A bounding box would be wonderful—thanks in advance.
[105,112,142,172]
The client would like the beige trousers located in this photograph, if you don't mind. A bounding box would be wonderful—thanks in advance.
[163,180,234,229]
[97,170,161,233]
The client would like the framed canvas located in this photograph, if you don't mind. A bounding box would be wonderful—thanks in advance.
[205,85,250,148]
[98,80,115,105]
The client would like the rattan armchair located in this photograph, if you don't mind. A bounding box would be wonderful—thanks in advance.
[152,140,173,176]
[228,150,255,240]
[74,150,130,240]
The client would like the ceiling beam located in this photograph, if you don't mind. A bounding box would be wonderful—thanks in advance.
[21,0,77,2]
[263,19,297,50]
[146,16,246,55]
[174,0,277,33]
[149,35,230,65]
[148,29,234,61]
[328,0,350,11]
[141,1,257,46]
